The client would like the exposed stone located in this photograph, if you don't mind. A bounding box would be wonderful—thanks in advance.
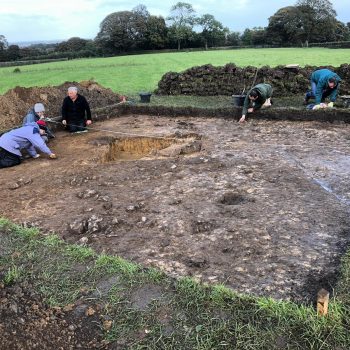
[8,182,21,190]
[68,219,88,235]
[76,189,99,199]
[87,215,103,233]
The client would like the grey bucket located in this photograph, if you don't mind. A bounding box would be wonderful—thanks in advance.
[232,95,246,107]
[139,92,152,103]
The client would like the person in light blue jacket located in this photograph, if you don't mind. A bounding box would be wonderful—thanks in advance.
[0,122,57,168]
[304,69,341,106]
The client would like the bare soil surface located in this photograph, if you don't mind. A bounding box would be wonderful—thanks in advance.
[1,115,350,304]
[0,280,106,349]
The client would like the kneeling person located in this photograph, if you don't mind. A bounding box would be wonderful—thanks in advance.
[239,83,273,123]
[23,103,55,142]
[0,123,56,168]
[304,68,341,107]
[61,86,92,133]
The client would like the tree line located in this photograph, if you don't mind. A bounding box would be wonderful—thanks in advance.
[0,0,349,62]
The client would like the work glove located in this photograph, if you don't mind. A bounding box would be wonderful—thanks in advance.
[312,104,322,110]
[328,102,334,108]
[49,153,57,159]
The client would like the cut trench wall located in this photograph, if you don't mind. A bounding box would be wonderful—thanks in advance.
[44,104,350,135]
[92,104,350,123]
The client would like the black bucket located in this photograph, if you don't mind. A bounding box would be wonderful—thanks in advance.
[232,94,246,107]
[139,92,152,103]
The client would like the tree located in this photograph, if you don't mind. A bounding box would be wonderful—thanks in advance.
[241,28,253,46]
[225,31,241,46]
[95,11,136,53]
[130,4,150,49]
[295,0,338,45]
[0,35,9,61]
[6,45,21,61]
[56,37,89,52]
[144,15,168,49]
[197,14,227,49]
[333,20,350,41]
[95,5,165,53]
[19,47,41,60]
[266,6,304,45]
[241,27,267,46]
[167,2,197,50]
[0,35,8,51]
[251,27,267,45]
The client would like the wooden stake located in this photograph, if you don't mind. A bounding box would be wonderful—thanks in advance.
[317,288,329,316]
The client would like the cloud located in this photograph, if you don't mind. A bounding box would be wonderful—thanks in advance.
[1,0,349,42]
[0,13,63,41]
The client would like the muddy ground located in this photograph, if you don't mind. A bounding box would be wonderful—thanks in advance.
[0,280,106,349]
[1,115,350,303]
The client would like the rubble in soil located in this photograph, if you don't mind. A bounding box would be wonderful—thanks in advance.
[0,281,105,350]
[1,115,350,305]
[2,82,350,347]
[0,81,123,132]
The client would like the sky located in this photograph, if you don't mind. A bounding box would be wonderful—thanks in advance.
[1,0,349,43]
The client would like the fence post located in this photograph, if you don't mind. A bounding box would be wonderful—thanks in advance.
[317,288,329,316]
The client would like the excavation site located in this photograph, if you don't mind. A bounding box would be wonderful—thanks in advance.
[1,80,350,305]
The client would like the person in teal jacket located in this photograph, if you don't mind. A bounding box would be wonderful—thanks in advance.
[304,69,341,106]
[239,83,273,123]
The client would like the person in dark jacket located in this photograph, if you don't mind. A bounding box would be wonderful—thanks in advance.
[61,86,92,133]
[0,122,56,168]
[239,83,273,123]
[23,103,55,141]
[304,69,341,107]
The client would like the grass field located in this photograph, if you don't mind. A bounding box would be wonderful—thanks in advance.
[0,47,349,95]
[1,219,350,349]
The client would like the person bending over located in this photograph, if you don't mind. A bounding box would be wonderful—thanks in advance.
[239,83,273,123]
[0,123,56,168]
[304,68,341,108]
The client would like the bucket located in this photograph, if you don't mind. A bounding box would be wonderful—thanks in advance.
[139,92,152,103]
[232,95,246,107]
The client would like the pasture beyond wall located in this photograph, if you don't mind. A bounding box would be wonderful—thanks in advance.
[156,63,350,96]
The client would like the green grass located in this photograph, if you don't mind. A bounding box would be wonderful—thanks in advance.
[1,218,350,349]
[0,48,349,95]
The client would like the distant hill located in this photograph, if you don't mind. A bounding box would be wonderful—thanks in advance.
[9,40,63,48]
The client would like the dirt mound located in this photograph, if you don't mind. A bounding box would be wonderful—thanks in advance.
[0,81,123,132]
[156,63,350,97]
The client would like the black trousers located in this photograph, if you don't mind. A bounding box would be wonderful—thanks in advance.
[67,120,86,133]
[0,147,21,168]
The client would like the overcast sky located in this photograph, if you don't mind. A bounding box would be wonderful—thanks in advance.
[1,0,349,43]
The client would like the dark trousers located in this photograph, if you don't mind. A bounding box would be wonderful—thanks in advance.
[67,120,86,133]
[305,81,334,102]
[0,147,21,168]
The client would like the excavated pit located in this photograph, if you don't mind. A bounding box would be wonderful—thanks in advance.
[97,134,202,163]
[102,137,174,162]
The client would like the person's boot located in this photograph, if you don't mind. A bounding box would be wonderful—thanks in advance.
[303,92,311,105]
